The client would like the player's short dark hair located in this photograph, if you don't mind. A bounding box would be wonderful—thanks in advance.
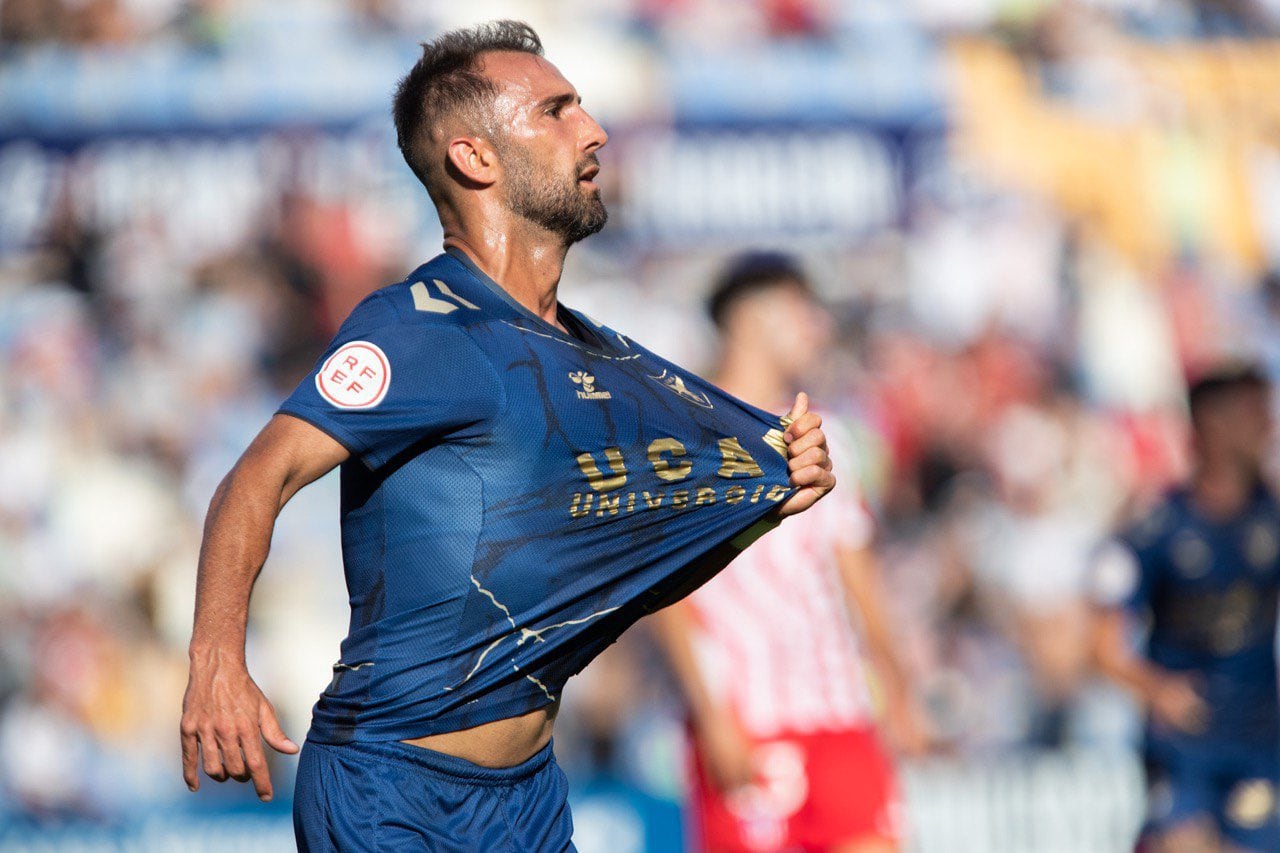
[1188,362,1269,424]
[392,20,543,196]
[707,251,813,329]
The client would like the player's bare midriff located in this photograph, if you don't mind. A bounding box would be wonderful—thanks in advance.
[401,700,560,768]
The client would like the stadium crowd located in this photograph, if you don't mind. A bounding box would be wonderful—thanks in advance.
[4,0,1280,848]
[3,0,1280,50]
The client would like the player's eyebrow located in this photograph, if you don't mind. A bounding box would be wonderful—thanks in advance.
[537,92,580,112]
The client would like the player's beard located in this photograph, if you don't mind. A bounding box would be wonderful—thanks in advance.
[500,144,608,246]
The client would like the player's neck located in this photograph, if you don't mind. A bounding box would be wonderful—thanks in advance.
[1191,460,1257,520]
[715,345,788,411]
[443,220,568,328]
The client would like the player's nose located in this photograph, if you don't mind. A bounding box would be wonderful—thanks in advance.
[580,109,608,152]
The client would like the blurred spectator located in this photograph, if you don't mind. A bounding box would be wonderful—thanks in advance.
[651,254,925,852]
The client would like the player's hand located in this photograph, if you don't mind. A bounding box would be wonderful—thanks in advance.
[777,392,835,517]
[181,648,299,802]
[695,712,756,793]
[882,688,933,759]
[1149,673,1210,735]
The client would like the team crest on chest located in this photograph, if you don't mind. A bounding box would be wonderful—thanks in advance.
[648,369,714,409]
[1243,519,1279,573]
[569,371,611,401]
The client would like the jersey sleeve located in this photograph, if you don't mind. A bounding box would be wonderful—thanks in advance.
[1089,501,1177,612]
[277,292,503,469]
[1088,535,1156,612]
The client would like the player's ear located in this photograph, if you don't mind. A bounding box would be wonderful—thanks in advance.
[446,137,499,187]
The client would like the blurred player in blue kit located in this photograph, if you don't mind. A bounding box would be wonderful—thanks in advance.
[1092,366,1280,853]
[178,19,835,852]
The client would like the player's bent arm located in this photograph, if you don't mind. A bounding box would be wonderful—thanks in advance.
[1091,608,1164,700]
[649,603,755,791]
[1090,607,1207,734]
[649,602,720,733]
[182,414,350,802]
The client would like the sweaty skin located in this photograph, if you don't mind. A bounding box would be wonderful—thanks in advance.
[400,695,559,767]
[437,52,606,330]
[180,49,836,798]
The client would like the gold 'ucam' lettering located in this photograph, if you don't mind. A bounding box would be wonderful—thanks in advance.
[725,485,746,504]
[671,489,689,509]
[695,487,716,506]
[716,437,764,478]
[576,447,627,491]
[766,485,789,502]
[596,494,621,516]
[750,485,765,503]
[647,438,692,482]
[569,493,594,518]
[643,491,664,509]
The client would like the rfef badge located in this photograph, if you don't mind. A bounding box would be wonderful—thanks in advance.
[316,341,391,409]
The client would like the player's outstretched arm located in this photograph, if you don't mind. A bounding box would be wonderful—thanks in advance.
[778,392,836,517]
[181,414,350,802]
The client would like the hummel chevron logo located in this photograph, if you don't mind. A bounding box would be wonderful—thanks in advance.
[411,279,481,314]
[569,371,611,401]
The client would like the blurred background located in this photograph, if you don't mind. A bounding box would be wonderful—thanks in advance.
[3,0,1280,849]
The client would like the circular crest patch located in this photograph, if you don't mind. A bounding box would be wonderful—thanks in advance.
[315,341,390,409]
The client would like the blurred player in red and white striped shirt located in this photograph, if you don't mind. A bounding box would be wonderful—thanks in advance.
[653,253,929,853]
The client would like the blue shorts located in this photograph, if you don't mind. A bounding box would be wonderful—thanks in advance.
[293,738,575,852]
[1144,734,1280,851]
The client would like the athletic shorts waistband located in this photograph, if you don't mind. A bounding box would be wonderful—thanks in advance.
[308,738,555,786]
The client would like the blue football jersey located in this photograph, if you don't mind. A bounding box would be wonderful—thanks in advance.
[1092,486,1280,744]
[278,249,795,743]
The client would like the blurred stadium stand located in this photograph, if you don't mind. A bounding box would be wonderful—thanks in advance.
[4,0,1280,850]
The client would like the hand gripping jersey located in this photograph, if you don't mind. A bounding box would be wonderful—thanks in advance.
[279,249,794,743]
[1091,485,1280,745]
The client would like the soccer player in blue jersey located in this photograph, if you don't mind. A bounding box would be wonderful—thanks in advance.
[1091,366,1280,853]
[179,20,835,851]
